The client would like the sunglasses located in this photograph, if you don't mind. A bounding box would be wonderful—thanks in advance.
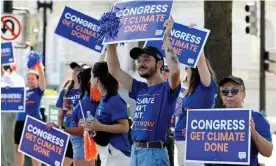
[221,88,239,96]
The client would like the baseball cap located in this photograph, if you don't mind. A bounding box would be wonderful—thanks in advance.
[130,46,163,61]
[70,62,83,69]
[219,75,245,91]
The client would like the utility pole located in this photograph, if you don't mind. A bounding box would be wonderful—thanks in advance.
[259,1,266,115]
[37,0,53,69]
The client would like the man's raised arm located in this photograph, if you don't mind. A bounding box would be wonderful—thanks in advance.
[106,44,133,92]
[163,17,180,90]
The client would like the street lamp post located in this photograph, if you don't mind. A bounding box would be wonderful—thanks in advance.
[37,0,53,69]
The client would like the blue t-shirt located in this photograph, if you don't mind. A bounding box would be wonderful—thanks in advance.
[17,86,44,121]
[71,94,99,128]
[56,88,81,127]
[170,88,186,129]
[174,77,217,140]
[129,79,181,142]
[95,94,131,157]
[211,111,272,166]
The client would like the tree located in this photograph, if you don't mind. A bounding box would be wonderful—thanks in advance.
[204,1,233,108]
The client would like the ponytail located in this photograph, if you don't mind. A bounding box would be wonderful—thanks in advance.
[63,80,74,97]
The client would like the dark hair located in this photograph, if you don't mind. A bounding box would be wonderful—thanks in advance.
[63,79,74,97]
[92,61,119,102]
[78,64,92,100]
[187,58,216,95]
[3,65,12,72]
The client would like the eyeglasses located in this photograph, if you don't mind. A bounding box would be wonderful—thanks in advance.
[136,57,154,65]
[221,88,239,96]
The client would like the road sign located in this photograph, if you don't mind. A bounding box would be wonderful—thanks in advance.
[1,14,23,42]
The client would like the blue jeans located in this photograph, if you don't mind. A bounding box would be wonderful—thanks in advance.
[130,145,169,166]
[70,135,85,160]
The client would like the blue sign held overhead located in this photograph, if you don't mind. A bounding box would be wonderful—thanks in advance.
[1,87,25,113]
[55,6,105,54]
[145,22,210,68]
[1,42,15,65]
[103,0,174,44]
[185,109,251,165]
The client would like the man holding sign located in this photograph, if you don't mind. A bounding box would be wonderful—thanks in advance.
[106,17,181,166]
[215,75,273,166]
[185,76,273,166]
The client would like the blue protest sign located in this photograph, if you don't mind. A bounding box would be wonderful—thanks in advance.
[1,42,15,65]
[145,22,210,68]
[103,0,174,44]
[55,6,105,54]
[1,87,25,113]
[18,116,70,166]
[185,109,251,165]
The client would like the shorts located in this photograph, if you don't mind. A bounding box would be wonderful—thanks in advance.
[70,136,85,160]
[65,139,73,159]
[97,144,130,166]
[14,121,25,145]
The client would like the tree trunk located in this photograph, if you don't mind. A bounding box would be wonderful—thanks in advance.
[204,1,233,108]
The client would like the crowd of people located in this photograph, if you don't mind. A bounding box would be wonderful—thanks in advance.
[1,17,273,166]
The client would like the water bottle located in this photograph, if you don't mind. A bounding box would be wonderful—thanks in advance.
[86,111,97,137]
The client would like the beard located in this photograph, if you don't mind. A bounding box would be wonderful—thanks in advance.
[139,65,157,79]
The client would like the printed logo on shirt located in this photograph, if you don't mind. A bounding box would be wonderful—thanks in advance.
[26,90,35,105]
[96,105,104,116]
[68,94,80,105]
[133,93,159,130]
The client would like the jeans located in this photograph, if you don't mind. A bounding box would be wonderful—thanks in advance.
[130,144,169,166]
[70,135,84,160]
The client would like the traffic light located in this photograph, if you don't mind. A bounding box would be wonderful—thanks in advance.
[3,1,13,13]
[264,51,276,73]
[264,51,269,71]
[245,3,257,36]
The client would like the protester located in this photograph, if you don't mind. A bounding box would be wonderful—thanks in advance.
[106,16,181,166]
[213,75,273,166]
[14,64,46,166]
[47,64,100,166]
[55,62,82,166]
[162,63,175,166]
[174,50,217,166]
[1,64,25,166]
[80,61,131,165]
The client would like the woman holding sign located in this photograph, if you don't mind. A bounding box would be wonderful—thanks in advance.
[174,32,217,166]
[14,63,46,166]
[47,64,100,166]
[80,61,131,166]
[55,62,82,166]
